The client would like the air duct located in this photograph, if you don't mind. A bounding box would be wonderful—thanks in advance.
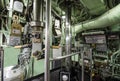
[80,0,107,15]
[73,4,120,34]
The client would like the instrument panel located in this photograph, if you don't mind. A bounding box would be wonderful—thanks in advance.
[85,35,106,44]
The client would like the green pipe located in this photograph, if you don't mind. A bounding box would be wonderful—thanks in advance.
[51,1,61,14]
[51,1,65,16]
[0,0,5,8]
[0,0,10,9]
[73,4,120,34]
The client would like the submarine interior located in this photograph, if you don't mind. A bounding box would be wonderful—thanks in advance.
[0,0,120,81]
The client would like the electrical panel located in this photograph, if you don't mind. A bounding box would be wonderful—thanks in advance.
[85,35,106,44]
[83,32,108,67]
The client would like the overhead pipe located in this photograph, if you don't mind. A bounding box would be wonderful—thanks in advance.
[73,4,120,34]
[51,1,62,15]
[51,1,65,18]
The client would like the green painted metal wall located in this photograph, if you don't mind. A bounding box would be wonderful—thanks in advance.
[3,47,46,77]
[4,47,20,67]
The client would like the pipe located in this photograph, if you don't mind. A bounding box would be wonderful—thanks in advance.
[39,0,44,22]
[51,9,61,19]
[0,0,4,8]
[8,0,14,30]
[81,51,84,81]
[51,1,62,15]
[33,0,43,21]
[51,1,65,17]
[33,0,44,24]
[65,0,72,71]
[50,52,80,61]
[73,4,120,34]
[44,0,51,81]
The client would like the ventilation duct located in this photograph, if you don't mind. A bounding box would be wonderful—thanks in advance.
[73,4,120,34]
[80,0,108,15]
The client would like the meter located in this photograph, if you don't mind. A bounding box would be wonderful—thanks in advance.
[13,1,23,13]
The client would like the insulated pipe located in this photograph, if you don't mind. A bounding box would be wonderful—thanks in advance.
[73,4,120,34]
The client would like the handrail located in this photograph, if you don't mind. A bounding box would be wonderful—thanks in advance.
[50,52,81,61]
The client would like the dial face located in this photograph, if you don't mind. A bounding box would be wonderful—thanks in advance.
[13,1,23,12]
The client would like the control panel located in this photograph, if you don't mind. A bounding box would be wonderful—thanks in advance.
[85,35,106,44]
[82,31,108,67]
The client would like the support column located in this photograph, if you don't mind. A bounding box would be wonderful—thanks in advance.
[65,0,72,71]
[44,0,51,81]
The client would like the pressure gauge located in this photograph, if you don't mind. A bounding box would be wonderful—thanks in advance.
[13,1,23,13]
[62,75,68,81]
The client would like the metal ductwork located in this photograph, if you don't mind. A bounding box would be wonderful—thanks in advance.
[80,0,108,15]
[73,3,120,34]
